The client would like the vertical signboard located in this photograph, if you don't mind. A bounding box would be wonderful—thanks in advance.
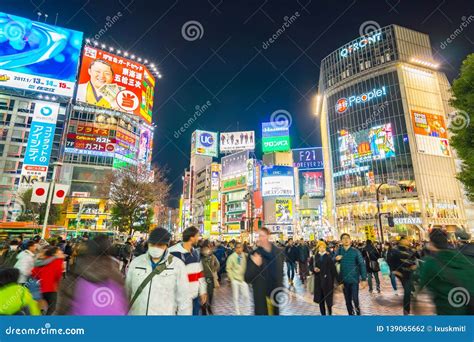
[261,122,290,153]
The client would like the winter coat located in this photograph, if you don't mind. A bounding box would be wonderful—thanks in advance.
[391,245,417,278]
[226,252,247,282]
[0,284,40,315]
[363,244,381,273]
[201,254,219,280]
[245,244,284,315]
[284,245,299,263]
[126,250,192,315]
[31,257,63,293]
[336,246,367,284]
[310,252,339,306]
[419,249,474,315]
[298,244,310,262]
[14,250,35,284]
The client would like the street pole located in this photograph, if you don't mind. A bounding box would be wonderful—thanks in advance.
[41,162,62,239]
[376,183,385,244]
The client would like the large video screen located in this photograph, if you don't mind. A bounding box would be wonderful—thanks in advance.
[76,46,155,123]
[338,123,395,167]
[0,12,83,97]
[261,166,294,197]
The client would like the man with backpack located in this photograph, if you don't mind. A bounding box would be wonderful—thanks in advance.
[419,228,474,315]
[126,227,192,315]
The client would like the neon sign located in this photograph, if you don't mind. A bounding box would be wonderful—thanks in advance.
[340,32,382,58]
[336,86,387,113]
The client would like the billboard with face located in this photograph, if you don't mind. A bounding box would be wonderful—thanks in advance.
[220,131,255,153]
[300,171,324,198]
[0,12,83,97]
[75,46,155,123]
[275,198,293,223]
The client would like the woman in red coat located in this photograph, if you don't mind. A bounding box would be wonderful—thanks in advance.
[31,246,64,315]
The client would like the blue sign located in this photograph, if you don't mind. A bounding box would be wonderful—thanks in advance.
[293,147,324,170]
[0,12,83,97]
[199,132,214,147]
[262,165,294,178]
[23,121,56,166]
[262,121,290,138]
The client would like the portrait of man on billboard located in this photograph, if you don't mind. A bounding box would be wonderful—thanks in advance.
[76,59,123,110]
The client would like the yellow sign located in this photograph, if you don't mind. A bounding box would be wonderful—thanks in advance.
[364,225,376,241]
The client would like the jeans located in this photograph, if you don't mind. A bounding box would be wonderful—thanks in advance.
[342,282,360,315]
[398,273,413,315]
[231,280,250,315]
[192,296,201,316]
[389,272,398,291]
[368,271,381,292]
[286,261,296,281]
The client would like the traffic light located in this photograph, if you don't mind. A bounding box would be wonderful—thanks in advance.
[388,215,395,227]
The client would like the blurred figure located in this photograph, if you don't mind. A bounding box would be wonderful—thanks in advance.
[335,233,367,315]
[226,242,250,315]
[245,227,284,315]
[31,246,64,315]
[383,242,398,295]
[126,228,191,315]
[363,240,381,293]
[200,240,220,315]
[310,241,339,315]
[0,240,20,268]
[0,267,40,315]
[214,241,228,282]
[14,240,38,285]
[56,235,127,315]
[391,236,417,315]
[284,238,299,286]
[420,229,474,315]
[169,226,207,315]
[298,239,310,284]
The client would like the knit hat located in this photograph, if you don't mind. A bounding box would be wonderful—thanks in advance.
[148,228,171,245]
[429,228,449,250]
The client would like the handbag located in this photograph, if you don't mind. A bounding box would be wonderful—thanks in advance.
[369,260,380,272]
[379,259,390,276]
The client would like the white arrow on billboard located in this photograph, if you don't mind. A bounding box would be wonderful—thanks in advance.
[31,182,50,203]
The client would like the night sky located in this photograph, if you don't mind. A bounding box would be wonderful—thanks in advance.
[4,0,473,206]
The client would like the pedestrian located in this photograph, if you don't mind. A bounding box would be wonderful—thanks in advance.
[419,229,474,315]
[363,239,381,293]
[126,228,192,315]
[391,236,417,315]
[14,240,38,285]
[200,240,219,315]
[214,241,228,281]
[55,235,127,315]
[284,238,299,286]
[335,233,367,315]
[298,239,310,284]
[245,227,284,315]
[0,239,20,268]
[383,242,399,295]
[0,267,40,315]
[310,241,339,315]
[226,242,250,315]
[169,226,207,315]
[31,246,64,315]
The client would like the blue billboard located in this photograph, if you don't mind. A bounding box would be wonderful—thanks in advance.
[293,147,324,170]
[0,12,83,97]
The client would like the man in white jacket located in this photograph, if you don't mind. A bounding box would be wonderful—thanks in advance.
[126,228,192,315]
[14,240,38,284]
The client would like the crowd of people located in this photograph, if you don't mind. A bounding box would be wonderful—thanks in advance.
[0,226,473,316]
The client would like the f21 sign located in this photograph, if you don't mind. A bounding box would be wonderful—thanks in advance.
[293,147,324,170]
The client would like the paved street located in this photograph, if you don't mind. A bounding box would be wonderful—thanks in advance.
[213,269,435,316]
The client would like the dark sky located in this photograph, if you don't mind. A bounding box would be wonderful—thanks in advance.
[4,0,473,205]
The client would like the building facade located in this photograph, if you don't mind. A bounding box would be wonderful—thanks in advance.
[319,25,467,240]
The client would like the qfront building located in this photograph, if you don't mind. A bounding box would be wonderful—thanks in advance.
[318,25,468,240]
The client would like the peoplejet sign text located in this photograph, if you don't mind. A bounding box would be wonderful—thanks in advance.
[335,86,387,114]
[339,32,383,58]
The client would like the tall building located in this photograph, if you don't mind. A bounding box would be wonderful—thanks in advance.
[318,25,468,240]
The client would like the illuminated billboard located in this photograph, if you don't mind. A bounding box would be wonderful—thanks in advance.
[76,46,155,123]
[339,123,395,167]
[262,121,290,153]
[220,131,255,153]
[221,150,249,178]
[335,86,387,114]
[293,147,324,170]
[261,166,294,197]
[138,126,153,168]
[192,130,218,157]
[275,198,293,223]
[411,110,450,157]
[0,12,83,97]
[300,171,324,198]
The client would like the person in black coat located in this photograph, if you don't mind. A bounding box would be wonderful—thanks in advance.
[245,227,284,315]
[310,241,340,315]
[363,239,381,293]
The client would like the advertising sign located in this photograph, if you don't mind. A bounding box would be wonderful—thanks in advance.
[275,198,293,223]
[261,166,294,197]
[137,126,152,166]
[222,175,247,192]
[300,171,324,197]
[339,123,395,167]
[221,150,249,178]
[0,12,83,97]
[76,46,155,123]
[339,32,382,58]
[293,147,324,170]
[193,130,218,157]
[219,131,255,153]
[262,122,290,153]
[211,163,220,191]
[20,101,60,187]
[411,110,450,157]
[335,86,387,114]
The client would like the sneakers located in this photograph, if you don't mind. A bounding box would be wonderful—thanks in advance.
[394,290,399,296]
